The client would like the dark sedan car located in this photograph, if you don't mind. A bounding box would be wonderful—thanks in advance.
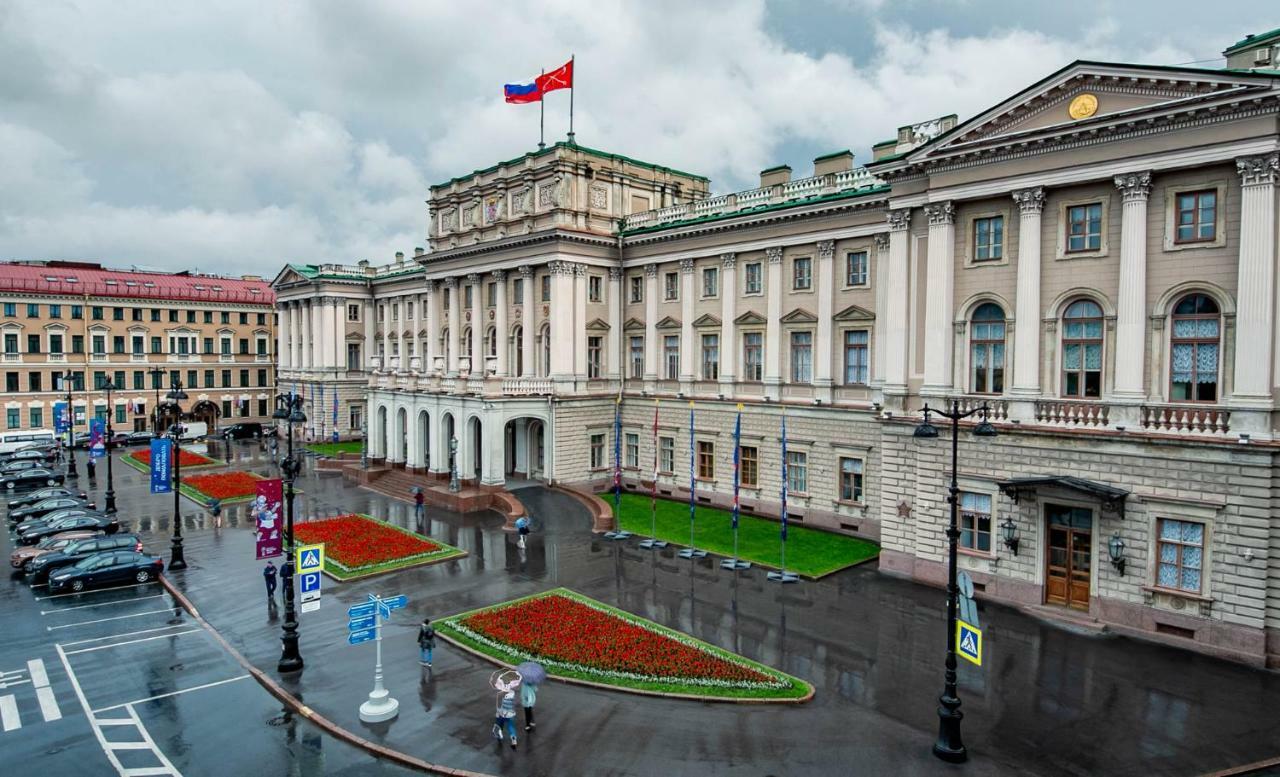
[8,496,96,524]
[25,534,143,584]
[1,459,41,474]
[1,468,65,491]
[5,487,88,509]
[18,513,118,545]
[14,506,100,534]
[0,448,55,464]
[48,551,164,593]
[126,431,155,445]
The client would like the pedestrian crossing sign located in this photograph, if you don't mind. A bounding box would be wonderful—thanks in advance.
[957,620,982,666]
[296,543,325,574]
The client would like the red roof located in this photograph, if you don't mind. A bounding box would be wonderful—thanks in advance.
[0,263,275,305]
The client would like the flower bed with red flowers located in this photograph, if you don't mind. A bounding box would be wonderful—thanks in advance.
[435,588,812,701]
[179,471,267,505]
[123,447,223,474]
[293,513,465,580]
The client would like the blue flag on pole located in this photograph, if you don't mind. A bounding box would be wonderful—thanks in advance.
[780,414,788,542]
[612,397,622,511]
[150,438,172,494]
[732,405,742,531]
[688,401,696,528]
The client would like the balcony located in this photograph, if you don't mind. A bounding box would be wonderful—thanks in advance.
[130,352,147,363]
[1140,404,1231,435]
[1034,399,1109,428]
[953,396,1008,421]
[2,352,20,364]
[47,352,66,363]
[218,354,234,363]
[501,377,553,396]
[255,354,270,363]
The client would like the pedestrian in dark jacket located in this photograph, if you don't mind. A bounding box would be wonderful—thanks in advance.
[263,561,278,600]
[413,488,425,521]
[86,457,96,480]
[418,618,435,667]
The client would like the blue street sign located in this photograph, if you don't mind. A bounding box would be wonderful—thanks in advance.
[348,629,376,645]
[347,602,376,619]
[348,615,375,632]
[299,572,321,595]
[383,595,408,610]
[298,547,323,572]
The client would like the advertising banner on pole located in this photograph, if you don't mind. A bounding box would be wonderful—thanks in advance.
[54,402,70,433]
[149,438,172,493]
[89,418,106,459]
[253,477,284,560]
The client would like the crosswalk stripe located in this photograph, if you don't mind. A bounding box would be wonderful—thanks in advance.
[0,694,19,732]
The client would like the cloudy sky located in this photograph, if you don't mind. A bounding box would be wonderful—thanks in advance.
[0,0,1274,276]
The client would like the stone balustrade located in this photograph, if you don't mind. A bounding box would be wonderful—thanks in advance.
[501,377,554,396]
[1035,399,1109,428]
[1140,404,1232,434]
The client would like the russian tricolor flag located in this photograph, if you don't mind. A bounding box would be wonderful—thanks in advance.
[504,82,542,104]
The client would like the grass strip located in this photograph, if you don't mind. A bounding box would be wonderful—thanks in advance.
[305,441,362,456]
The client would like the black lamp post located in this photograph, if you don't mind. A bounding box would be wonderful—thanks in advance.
[61,373,79,480]
[166,378,190,571]
[102,378,118,514]
[913,400,997,764]
[275,391,306,674]
[148,365,165,435]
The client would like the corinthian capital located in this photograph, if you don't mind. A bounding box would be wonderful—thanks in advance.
[886,208,911,232]
[679,258,695,274]
[1011,187,1045,214]
[1237,153,1280,187]
[644,263,658,278]
[924,202,955,226]
[874,234,891,252]
[816,240,835,261]
[1114,171,1152,202]
[721,252,737,268]
[765,247,783,264]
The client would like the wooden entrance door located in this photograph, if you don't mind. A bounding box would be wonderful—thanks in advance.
[1045,505,1092,610]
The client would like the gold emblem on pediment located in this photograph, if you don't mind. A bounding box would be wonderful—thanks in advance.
[1068,93,1098,120]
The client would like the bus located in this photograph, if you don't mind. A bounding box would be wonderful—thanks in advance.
[0,429,57,454]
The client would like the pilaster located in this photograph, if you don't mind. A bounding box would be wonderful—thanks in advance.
[643,263,659,388]
[764,247,784,401]
[883,209,912,398]
[444,278,460,377]
[814,240,835,400]
[1009,187,1045,422]
[519,265,535,377]
[922,202,955,395]
[467,273,483,379]
[1112,171,1152,413]
[607,267,622,382]
[679,257,696,392]
[719,253,737,390]
[872,234,890,395]
[1230,153,1279,437]
[492,270,509,377]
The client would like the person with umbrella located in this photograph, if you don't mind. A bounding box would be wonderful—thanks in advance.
[517,661,545,731]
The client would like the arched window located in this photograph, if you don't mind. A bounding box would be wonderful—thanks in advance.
[1062,299,1104,398]
[969,303,1006,394]
[1170,294,1220,402]
[486,326,497,358]
[540,324,551,378]
[512,325,523,375]
[463,327,473,354]
[440,328,450,362]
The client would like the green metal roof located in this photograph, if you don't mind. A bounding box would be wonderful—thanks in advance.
[871,139,896,148]
[431,141,709,189]
[1224,27,1280,55]
[759,164,792,174]
[813,149,853,162]
[620,184,889,237]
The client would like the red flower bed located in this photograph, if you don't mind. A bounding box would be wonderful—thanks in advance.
[130,448,215,467]
[462,594,773,685]
[294,514,440,569]
[183,471,263,500]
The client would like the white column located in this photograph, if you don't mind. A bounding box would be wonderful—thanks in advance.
[1113,172,1151,400]
[1011,188,1045,401]
[423,281,437,374]
[872,234,890,389]
[322,298,337,370]
[334,298,347,370]
[310,299,323,370]
[884,209,912,394]
[606,267,622,382]
[277,303,291,370]
[679,258,695,387]
[719,253,737,390]
[363,299,376,370]
[814,240,835,397]
[445,278,460,376]
[467,274,483,376]
[493,270,509,377]
[381,297,392,372]
[764,247,783,400]
[573,264,588,381]
[428,408,444,474]
[519,266,535,377]
[480,406,505,487]
[295,301,307,369]
[643,264,658,383]
[396,295,408,373]
[288,303,300,370]
[549,262,575,385]
[922,202,955,393]
[1235,154,1279,407]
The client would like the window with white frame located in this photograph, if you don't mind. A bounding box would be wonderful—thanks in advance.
[663,335,679,380]
[743,262,762,294]
[969,304,1006,394]
[792,257,812,290]
[629,276,643,303]
[702,267,718,298]
[659,436,674,473]
[958,491,992,552]
[347,304,360,322]
[625,432,639,468]
[1170,293,1220,402]
[838,457,864,502]
[790,331,812,382]
[589,433,605,469]
[1061,299,1103,398]
[786,450,807,494]
[664,272,679,301]
[588,275,603,303]
[973,216,1004,261]
[701,334,719,380]
[629,336,644,379]
[587,336,602,379]
[844,330,868,384]
[1156,518,1204,594]
[742,332,763,381]
[845,251,868,286]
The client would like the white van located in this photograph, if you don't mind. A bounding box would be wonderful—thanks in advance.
[178,422,207,441]
[0,429,57,454]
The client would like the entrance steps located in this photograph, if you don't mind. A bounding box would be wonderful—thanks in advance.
[1020,604,1110,637]
[339,463,526,528]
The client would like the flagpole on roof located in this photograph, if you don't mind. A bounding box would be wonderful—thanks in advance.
[538,68,546,150]
[567,54,576,145]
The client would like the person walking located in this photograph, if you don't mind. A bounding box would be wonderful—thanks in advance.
[263,560,278,600]
[417,617,435,668]
[86,456,96,481]
[521,678,537,731]
[515,516,530,549]
[493,688,518,749]
[413,487,425,522]
[209,497,222,529]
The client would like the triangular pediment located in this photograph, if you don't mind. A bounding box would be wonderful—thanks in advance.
[655,316,681,330]
[779,308,817,324]
[692,313,721,328]
[585,318,610,332]
[624,317,646,332]
[834,304,875,322]
[734,311,767,326]
[271,264,317,288]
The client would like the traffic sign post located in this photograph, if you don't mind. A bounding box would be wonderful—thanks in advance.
[352,593,408,723]
[956,620,983,667]
[295,543,324,612]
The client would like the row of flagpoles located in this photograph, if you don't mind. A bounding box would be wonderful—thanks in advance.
[604,397,800,584]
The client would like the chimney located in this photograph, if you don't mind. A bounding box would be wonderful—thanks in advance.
[759,165,792,188]
[394,251,404,265]
[813,150,854,177]
[414,247,425,258]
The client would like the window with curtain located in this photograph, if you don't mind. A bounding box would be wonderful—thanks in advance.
[625,433,639,468]
[790,331,812,382]
[786,450,807,493]
[742,333,763,381]
[844,330,869,384]
[969,303,1006,394]
[629,337,644,379]
[1061,299,1104,398]
[701,334,719,380]
[659,436,674,473]
[1169,294,1219,402]
[1156,518,1203,593]
[839,457,864,502]
[589,433,605,469]
[959,491,992,552]
[663,335,679,380]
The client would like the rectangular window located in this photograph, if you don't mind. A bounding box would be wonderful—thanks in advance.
[27,334,40,354]
[112,336,125,354]
[629,336,644,379]
[71,305,82,319]
[200,337,211,354]
[133,371,144,390]
[739,445,758,488]
[93,371,106,390]
[71,335,84,354]
[257,369,267,387]
[150,370,162,390]
[220,312,229,324]
[132,336,143,355]
[1066,203,1103,253]
[239,312,248,325]
[464,286,472,309]
[168,309,178,322]
[1156,518,1204,593]
[786,450,807,494]
[201,311,211,324]
[30,407,42,428]
[347,304,360,322]
[844,330,869,384]
[590,433,606,469]
[845,250,869,286]
[257,313,266,326]
[702,267,718,298]
[540,275,551,302]
[187,370,197,388]
[29,372,41,392]
[50,334,64,355]
[221,369,231,387]
[5,303,16,316]
[27,303,39,318]
[220,338,231,355]
[222,400,231,418]
[5,372,17,392]
[663,335,680,380]
[700,334,719,380]
[959,492,992,553]
[587,336,602,379]
[113,370,124,389]
[664,272,678,301]
[487,282,497,308]
[150,308,160,322]
[91,335,105,355]
[629,276,643,303]
[49,304,61,318]
[239,369,249,387]
[792,257,812,290]
[132,308,142,322]
[744,262,762,294]
[1175,190,1216,244]
[697,440,715,480]
[239,338,249,355]
[512,278,524,303]
[6,408,17,429]
[150,336,162,354]
[973,216,1004,261]
[659,436,674,473]
[203,369,214,387]
[742,332,763,381]
[3,333,15,353]
[588,275,603,303]
[186,310,196,323]
[625,432,639,468]
[790,331,812,382]
[90,305,102,320]
[839,457,864,502]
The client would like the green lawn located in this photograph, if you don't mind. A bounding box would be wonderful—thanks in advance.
[602,491,878,578]
[305,441,362,456]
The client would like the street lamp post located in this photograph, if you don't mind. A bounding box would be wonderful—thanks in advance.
[448,436,459,493]
[102,378,118,514]
[166,377,190,571]
[360,420,368,470]
[61,374,79,480]
[275,391,306,674]
[913,400,996,764]
[148,365,165,435]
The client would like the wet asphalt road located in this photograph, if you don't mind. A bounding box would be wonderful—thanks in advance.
[6,439,1280,776]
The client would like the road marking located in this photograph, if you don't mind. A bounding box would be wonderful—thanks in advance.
[35,582,159,601]
[0,694,18,731]
[42,594,167,614]
[92,674,250,714]
[59,624,190,648]
[46,608,178,631]
[27,659,61,722]
[66,630,200,655]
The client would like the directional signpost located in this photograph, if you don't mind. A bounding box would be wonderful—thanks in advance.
[351,593,408,723]
[296,543,324,614]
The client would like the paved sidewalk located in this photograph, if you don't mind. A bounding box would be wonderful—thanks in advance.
[102,447,1280,776]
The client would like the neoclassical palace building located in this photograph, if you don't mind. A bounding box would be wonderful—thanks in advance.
[274,30,1280,667]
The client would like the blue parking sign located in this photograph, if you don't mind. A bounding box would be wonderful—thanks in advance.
[956,620,982,667]
[299,572,321,594]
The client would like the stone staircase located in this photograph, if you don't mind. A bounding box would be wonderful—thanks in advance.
[1020,604,1109,636]
[336,462,526,528]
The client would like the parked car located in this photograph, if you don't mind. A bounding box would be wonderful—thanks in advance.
[178,421,207,441]
[5,487,88,509]
[221,422,265,440]
[14,506,100,533]
[48,551,164,593]
[72,432,92,448]
[125,431,155,445]
[11,529,104,570]
[25,534,143,584]
[8,496,96,524]
[18,513,119,545]
[0,448,55,464]
[0,468,65,491]
[108,432,132,448]
[1,459,41,474]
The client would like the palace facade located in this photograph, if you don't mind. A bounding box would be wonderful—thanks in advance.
[274,30,1280,667]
